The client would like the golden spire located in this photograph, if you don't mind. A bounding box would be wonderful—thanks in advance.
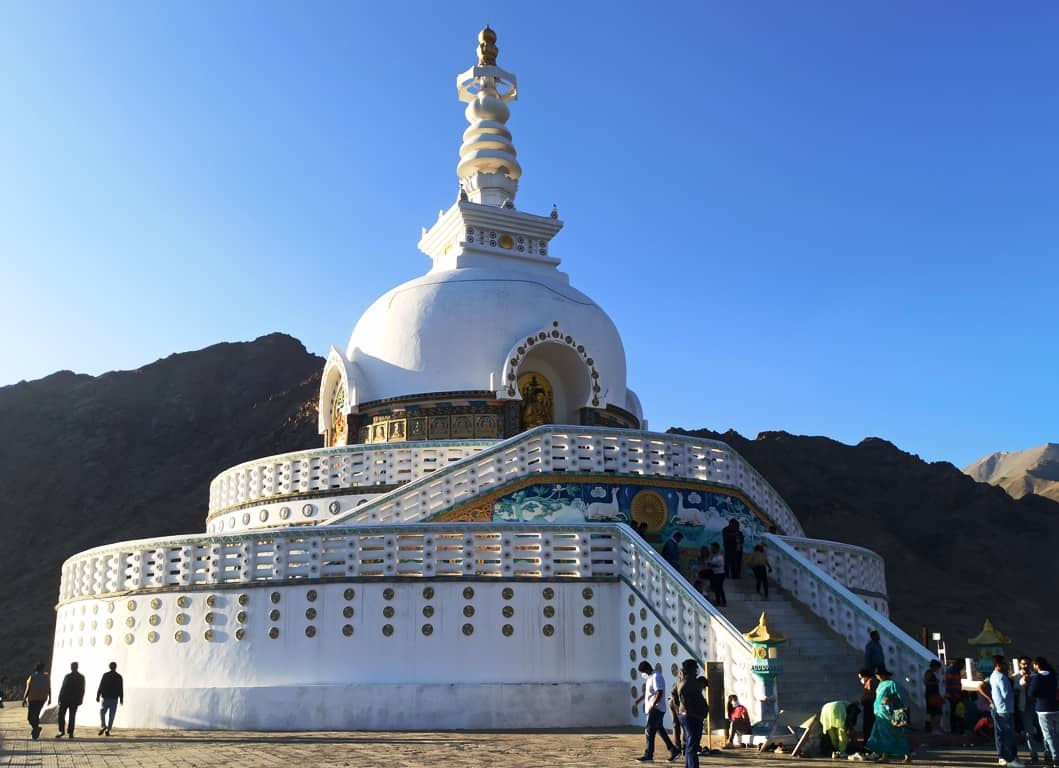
[477,26,498,66]
[968,618,1011,646]
[743,611,788,644]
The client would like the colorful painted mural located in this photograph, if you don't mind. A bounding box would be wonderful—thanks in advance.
[491,481,765,551]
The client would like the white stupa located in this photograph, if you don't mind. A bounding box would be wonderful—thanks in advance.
[50,28,934,731]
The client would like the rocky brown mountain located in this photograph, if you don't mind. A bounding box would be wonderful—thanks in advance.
[0,333,322,691]
[965,443,1059,503]
[2,335,1054,692]
[671,427,1059,660]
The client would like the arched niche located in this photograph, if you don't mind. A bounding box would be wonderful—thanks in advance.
[515,340,592,427]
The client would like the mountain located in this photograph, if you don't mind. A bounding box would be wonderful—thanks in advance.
[0,333,322,691]
[964,444,1059,503]
[670,428,1059,660]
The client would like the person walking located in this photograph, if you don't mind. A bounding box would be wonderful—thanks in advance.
[96,662,124,736]
[745,543,772,599]
[1029,657,1058,768]
[21,663,51,740]
[675,659,707,768]
[721,519,744,579]
[981,655,1024,768]
[865,630,885,673]
[706,543,726,606]
[865,667,911,763]
[56,662,86,738]
[634,661,681,762]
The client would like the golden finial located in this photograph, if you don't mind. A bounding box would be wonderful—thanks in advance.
[743,611,788,644]
[477,26,498,66]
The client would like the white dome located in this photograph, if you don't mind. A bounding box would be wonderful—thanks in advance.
[345,265,636,420]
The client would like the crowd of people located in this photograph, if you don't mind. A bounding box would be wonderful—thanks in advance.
[19,661,125,740]
[655,519,770,608]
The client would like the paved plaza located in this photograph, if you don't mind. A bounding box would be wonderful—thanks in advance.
[0,705,1014,768]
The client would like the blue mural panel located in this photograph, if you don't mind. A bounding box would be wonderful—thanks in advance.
[492,482,764,551]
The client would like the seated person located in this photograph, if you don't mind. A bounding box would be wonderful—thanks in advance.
[725,695,752,747]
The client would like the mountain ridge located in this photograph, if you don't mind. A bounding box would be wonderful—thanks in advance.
[964,443,1059,503]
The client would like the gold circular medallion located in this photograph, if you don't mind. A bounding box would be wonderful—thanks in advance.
[631,490,668,533]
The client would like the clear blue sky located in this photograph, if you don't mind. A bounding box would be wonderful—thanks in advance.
[1,2,1056,468]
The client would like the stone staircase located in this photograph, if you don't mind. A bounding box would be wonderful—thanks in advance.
[715,574,864,723]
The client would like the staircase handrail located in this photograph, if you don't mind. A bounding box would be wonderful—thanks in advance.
[763,533,936,720]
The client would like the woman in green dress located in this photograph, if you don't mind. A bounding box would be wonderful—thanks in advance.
[866,667,911,763]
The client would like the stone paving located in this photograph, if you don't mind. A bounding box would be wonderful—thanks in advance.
[0,705,1011,767]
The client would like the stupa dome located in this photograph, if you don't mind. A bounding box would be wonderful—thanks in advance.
[345,263,637,423]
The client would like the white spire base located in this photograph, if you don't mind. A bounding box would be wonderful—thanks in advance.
[418,200,564,276]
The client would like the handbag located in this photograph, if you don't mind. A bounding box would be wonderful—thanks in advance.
[890,706,909,728]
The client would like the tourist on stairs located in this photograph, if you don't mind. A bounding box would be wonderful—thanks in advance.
[706,543,726,607]
[745,543,771,599]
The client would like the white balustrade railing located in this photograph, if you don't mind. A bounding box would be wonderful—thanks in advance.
[57,521,761,715]
[764,533,935,720]
[320,426,805,536]
[207,441,495,515]
[777,535,889,615]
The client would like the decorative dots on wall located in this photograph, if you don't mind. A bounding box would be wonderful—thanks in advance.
[148,632,158,643]
[543,606,555,618]
[502,624,514,637]
[343,606,354,619]
[270,592,281,604]
[502,605,514,618]
[176,614,189,626]
[238,594,249,606]
[583,606,594,618]
[584,623,595,635]
[383,588,395,601]
[306,590,317,602]
[268,627,280,639]
[127,600,137,611]
[582,587,594,600]
[236,628,246,641]
[463,587,475,600]
[344,588,355,601]
[542,624,555,637]
[422,605,434,618]
[422,587,435,600]
[542,587,554,600]
[421,624,433,636]
[382,624,394,636]
[174,631,188,643]
[463,605,475,618]
[305,608,317,620]
[342,624,354,637]
[502,587,514,600]
[269,609,280,621]
[383,606,395,619]
[237,611,247,623]
[462,623,474,636]
[305,626,317,638]
[178,596,190,608]
[150,598,162,610]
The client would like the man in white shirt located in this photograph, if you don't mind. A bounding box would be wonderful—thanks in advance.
[634,661,682,762]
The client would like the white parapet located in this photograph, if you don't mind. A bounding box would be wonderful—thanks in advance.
[53,522,761,730]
